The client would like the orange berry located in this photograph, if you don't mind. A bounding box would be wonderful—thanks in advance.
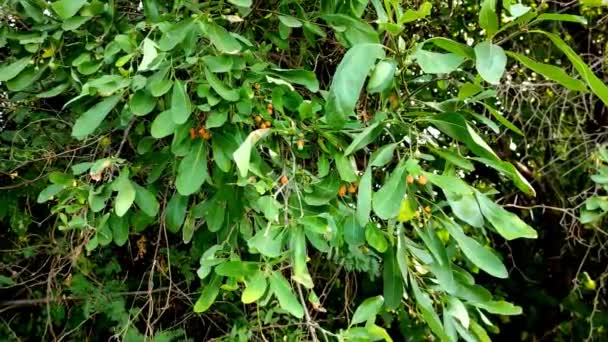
[189,128,197,140]
[424,206,432,213]
[348,183,358,194]
[254,115,262,123]
[280,175,289,185]
[338,185,347,197]
[297,140,305,150]
[264,121,271,128]
[418,175,428,185]
[406,175,414,184]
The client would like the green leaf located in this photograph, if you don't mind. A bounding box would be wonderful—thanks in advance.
[72,95,122,140]
[194,274,222,313]
[133,183,159,217]
[36,83,70,98]
[215,261,259,278]
[322,14,379,46]
[325,44,385,128]
[441,218,508,278]
[351,295,384,326]
[228,0,252,8]
[248,226,284,257]
[158,19,196,51]
[0,57,31,82]
[474,41,506,85]
[365,224,388,253]
[470,320,491,342]
[506,52,587,92]
[481,103,523,136]
[291,227,314,289]
[109,214,129,246]
[430,148,475,171]
[413,49,465,74]
[37,184,65,203]
[372,161,408,220]
[242,271,268,304]
[508,3,531,18]
[278,15,302,28]
[426,37,475,59]
[269,69,319,93]
[530,30,608,107]
[204,67,240,101]
[410,274,451,342]
[479,0,499,37]
[383,249,403,310]
[171,80,192,124]
[114,172,136,217]
[430,112,498,161]
[138,38,158,71]
[51,0,86,19]
[473,301,522,315]
[142,0,161,22]
[446,297,470,329]
[166,193,188,233]
[335,153,358,182]
[151,110,177,139]
[269,271,304,318]
[7,66,45,92]
[367,59,396,93]
[356,167,373,226]
[475,192,537,240]
[370,143,398,167]
[344,122,382,156]
[399,2,433,24]
[176,140,208,196]
[532,13,587,25]
[130,90,156,116]
[201,22,241,54]
[233,129,270,178]
[470,157,535,196]
[182,214,195,243]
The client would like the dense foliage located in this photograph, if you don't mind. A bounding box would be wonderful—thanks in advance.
[1,0,607,341]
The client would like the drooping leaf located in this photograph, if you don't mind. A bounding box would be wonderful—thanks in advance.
[372,161,408,220]
[114,171,136,217]
[166,193,188,233]
[473,301,523,315]
[367,60,396,93]
[350,295,384,326]
[0,57,32,82]
[441,218,508,278]
[269,271,304,318]
[130,90,156,116]
[476,192,537,240]
[201,21,242,54]
[269,69,319,93]
[356,167,373,226]
[506,51,587,92]
[531,30,608,106]
[233,129,270,178]
[325,44,385,128]
[365,224,388,253]
[132,183,159,217]
[72,95,122,140]
[479,0,499,37]
[194,274,222,313]
[151,110,177,139]
[51,0,87,19]
[413,49,466,74]
[215,261,259,278]
[291,227,314,289]
[474,41,506,85]
[383,249,403,310]
[171,80,192,124]
[242,271,268,304]
[204,67,240,101]
[109,214,129,246]
[176,140,208,196]
[344,122,382,156]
